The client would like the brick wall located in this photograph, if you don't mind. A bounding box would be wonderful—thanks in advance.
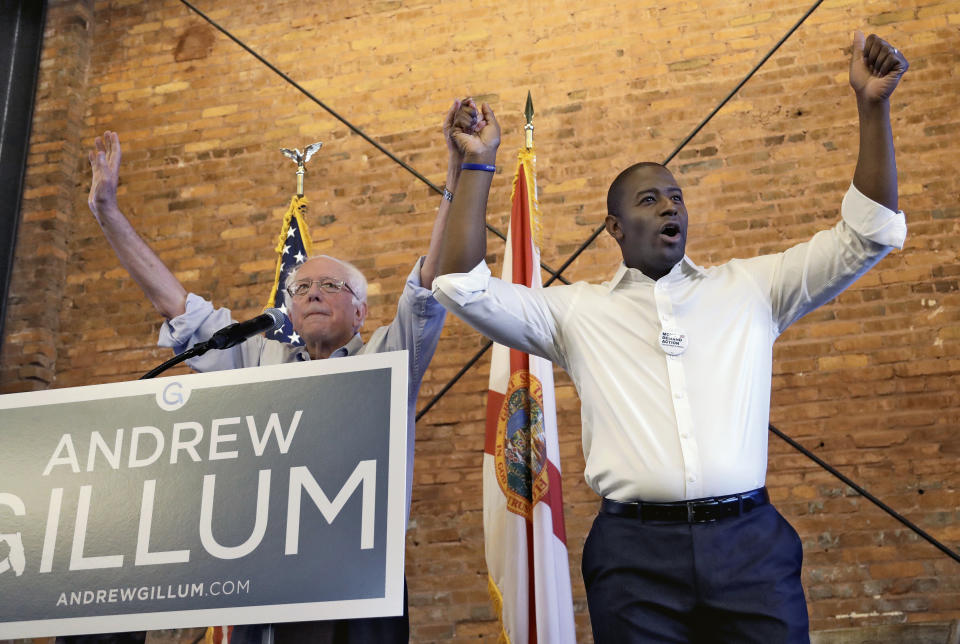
[1,0,94,392]
[2,0,958,641]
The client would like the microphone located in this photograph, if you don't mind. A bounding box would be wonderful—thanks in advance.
[140,308,288,379]
[203,308,287,351]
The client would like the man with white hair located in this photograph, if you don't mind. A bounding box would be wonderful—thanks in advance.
[76,100,477,644]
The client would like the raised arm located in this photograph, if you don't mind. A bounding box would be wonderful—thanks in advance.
[435,101,501,277]
[88,131,187,320]
[849,31,908,212]
[420,99,475,288]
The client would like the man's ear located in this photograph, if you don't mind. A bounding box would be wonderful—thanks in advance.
[605,214,623,243]
[354,301,368,331]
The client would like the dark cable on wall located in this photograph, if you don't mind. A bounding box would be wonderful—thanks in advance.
[177,0,569,283]
[180,0,956,567]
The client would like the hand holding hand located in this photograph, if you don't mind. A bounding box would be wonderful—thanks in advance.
[444,97,485,161]
[449,100,500,164]
[849,31,908,103]
[88,131,122,218]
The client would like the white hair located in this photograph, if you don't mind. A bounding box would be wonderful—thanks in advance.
[283,254,368,309]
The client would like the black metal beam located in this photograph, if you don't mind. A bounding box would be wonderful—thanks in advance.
[177,0,569,285]
[0,0,47,348]
[769,424,960,564]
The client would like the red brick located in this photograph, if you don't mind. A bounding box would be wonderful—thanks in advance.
[3,2,959,641]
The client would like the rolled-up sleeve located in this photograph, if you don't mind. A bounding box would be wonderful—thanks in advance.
[157,293,256,371]
[364,258,446,388]
[433,261,567,367]
[752,183,907,334]
[840,182,907,249]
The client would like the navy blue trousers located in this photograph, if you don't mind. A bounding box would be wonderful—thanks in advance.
[582,502,809,643]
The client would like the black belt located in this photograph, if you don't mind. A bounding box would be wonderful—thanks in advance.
[601,487,769,523]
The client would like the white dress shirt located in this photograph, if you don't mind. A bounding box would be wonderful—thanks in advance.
[433,185,906,502]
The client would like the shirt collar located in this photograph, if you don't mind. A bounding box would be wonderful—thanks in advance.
[294,333,365,361]
[330,333,365,358]
[604,256,706,292]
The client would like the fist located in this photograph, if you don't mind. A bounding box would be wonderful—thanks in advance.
[850,31,908,103]
[444,97,484,158]
[454,97,485,135]
[450,101,501,163]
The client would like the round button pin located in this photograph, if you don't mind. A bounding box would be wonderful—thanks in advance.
[659,329,688,355]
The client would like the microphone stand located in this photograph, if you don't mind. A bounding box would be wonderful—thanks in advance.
[138,311,284,380]
[139,340,216,380]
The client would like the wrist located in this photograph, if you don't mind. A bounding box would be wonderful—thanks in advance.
[445,167,461,188]
[464,150,497,166]
[855,93,891,112]
[90,197,120,217]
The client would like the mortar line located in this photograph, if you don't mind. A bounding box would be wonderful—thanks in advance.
[178,0,569,282]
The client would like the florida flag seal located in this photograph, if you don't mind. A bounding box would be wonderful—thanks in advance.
[495,370,548,519]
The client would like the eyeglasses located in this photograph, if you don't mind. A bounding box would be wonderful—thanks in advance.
[286,277,357,299]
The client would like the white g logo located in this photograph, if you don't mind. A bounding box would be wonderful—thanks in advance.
[0,493,26,577]
[156,381,190,411]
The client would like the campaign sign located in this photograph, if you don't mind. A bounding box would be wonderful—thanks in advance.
[0,351,408,638]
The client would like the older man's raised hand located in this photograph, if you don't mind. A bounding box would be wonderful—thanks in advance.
[88,130,123,220]
[85,131,187,319]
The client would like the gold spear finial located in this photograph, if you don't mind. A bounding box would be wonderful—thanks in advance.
[524,91,534,150]
[280,142,323,197]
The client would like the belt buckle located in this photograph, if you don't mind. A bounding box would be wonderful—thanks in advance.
[689,499,720,522]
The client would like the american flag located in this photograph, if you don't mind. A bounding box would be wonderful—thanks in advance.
[265,195,314,346]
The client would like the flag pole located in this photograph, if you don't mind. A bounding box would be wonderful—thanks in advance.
[263,143,321,344]
[280,142,323,197]
[524,91,534,150]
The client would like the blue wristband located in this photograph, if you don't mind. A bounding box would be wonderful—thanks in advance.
[461,162,496,172]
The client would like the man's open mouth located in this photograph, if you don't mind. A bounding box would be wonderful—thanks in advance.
[659,222,682,242]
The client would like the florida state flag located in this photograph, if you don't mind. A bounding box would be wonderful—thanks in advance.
[484,147,576,643]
